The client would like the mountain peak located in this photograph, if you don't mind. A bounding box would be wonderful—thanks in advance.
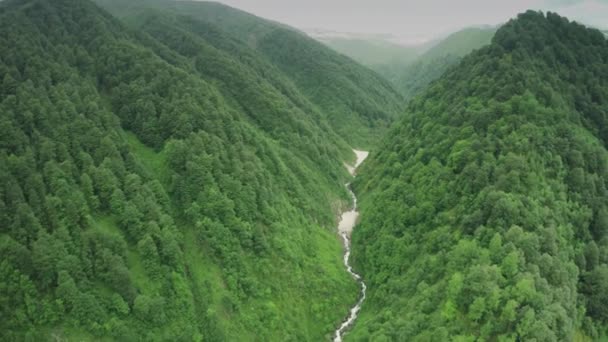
[350,9,608,341]
[494,10,606,53]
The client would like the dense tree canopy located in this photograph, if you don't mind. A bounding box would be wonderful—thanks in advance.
[4,0,606,340]
[351,11,608,341]
[377,27,496,102]
[0,0,376,339]
[95,0,406,148]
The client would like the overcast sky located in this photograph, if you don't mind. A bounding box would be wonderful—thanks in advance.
[212,0,608,44]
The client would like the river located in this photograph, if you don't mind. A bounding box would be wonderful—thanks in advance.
[333,149,369,342]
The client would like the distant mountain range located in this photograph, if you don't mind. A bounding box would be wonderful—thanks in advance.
[304,28,434,46]
[313,36,425,67]
[315,26,498,101]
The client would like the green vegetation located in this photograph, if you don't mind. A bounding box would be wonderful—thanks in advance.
[4,0,607,340]
[319,37,423,68]
[378,27,497,101]
[95,0,406,149]
[0,0,370,339]
[351,11,608,341]
[382,54,462,102]
[423,27,497,61]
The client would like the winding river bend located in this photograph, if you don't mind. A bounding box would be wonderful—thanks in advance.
[334,150,369,342]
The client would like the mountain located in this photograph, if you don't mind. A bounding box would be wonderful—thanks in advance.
[380,26,497,101]
[0,0,370,339]
[95,0,406,148]
[422,26,497,61]
[380,54,462,102]
[350,11,608,341]
[318,37,424,67]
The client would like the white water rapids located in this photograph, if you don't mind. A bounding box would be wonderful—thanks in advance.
[333,150,369,342]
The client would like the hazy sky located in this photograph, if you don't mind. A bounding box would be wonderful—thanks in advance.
[212,0,608,44]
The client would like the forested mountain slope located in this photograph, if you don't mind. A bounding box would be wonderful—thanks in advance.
[423,27,497,61]
[119,7,352,170]
[381,54,462,102]
[95,0,406,148]
[380,27,497,101]
[0,0,362,340]
[319,37,423,68]
[351,11,608,341]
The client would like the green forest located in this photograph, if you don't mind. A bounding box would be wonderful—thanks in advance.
[351,11,608,341]
[2,0,608,341]
[0,0,405,339]
[95,0,406,148]
[320,37,424,71]
[376,27,497,102]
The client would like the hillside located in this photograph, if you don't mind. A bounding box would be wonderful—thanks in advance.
[95,0,406,148]
[351,11,608,341]
[318,37,423,67]
[0,0,364,340]
[381,26,497,101]
[380,54,462,102]
[422,27,497,61]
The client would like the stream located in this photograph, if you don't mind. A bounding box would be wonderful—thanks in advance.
[333,150,369,342]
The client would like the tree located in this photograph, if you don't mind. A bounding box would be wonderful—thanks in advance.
[31,231,58,290]
[137,234,160,278]
[56,271,79,312]
[583,265,608,323]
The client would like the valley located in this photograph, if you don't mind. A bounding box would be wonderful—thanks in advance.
[0,0,607,341]
[334,150,369,342]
